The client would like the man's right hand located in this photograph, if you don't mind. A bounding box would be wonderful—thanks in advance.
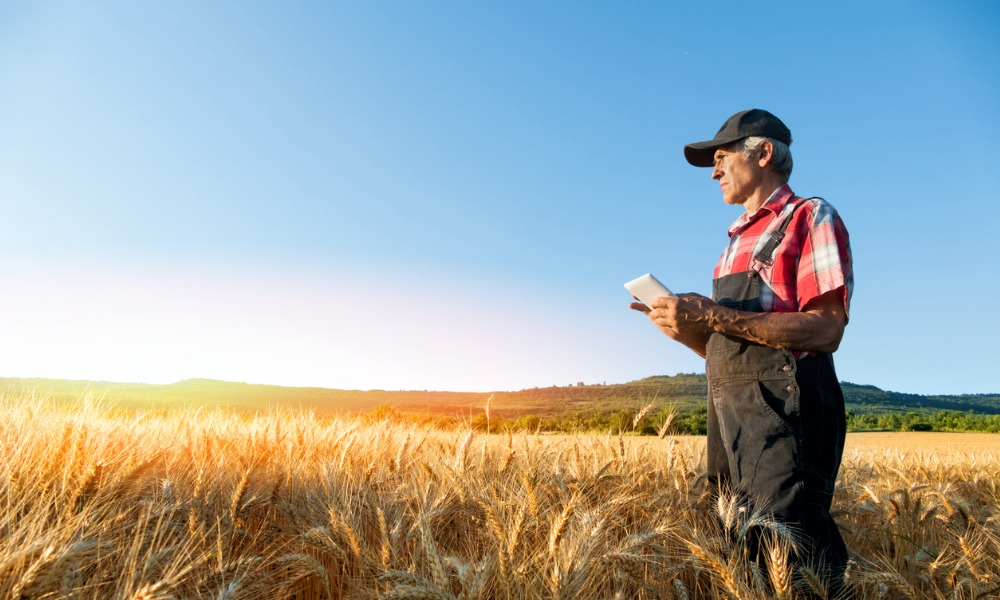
[630,294,710,358]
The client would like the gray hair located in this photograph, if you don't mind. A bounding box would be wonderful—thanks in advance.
[743,136,793,180]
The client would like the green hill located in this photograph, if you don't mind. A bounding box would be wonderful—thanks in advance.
[838,382,1000,414]
[2,374,998,418]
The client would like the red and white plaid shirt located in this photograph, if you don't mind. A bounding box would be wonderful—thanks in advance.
[713,184,853,317]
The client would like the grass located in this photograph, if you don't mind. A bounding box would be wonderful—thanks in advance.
[1,391,998,599]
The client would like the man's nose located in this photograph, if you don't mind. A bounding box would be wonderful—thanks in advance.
[712,166,722,180]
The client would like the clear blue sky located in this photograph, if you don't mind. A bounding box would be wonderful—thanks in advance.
[1,1,998,394]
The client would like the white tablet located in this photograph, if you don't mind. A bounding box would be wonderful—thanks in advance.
[624,273,675,308]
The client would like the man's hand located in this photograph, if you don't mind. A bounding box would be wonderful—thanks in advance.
[630,294,713,357]
[642,294,713,336]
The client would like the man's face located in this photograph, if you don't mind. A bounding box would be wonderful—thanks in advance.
[712,143,762,208]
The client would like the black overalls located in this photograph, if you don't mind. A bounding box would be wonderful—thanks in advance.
[705,199,850,590]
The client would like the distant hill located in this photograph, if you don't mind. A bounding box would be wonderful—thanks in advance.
[3,375,999,419]
[837,382,1000,414]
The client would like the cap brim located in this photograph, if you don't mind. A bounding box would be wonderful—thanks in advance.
[683,136,743,167]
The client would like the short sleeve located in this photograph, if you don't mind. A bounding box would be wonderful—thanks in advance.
[795,199,853,316]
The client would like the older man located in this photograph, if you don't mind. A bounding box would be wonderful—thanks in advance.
[632,109,853,594]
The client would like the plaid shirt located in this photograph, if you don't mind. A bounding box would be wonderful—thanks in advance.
[713,184,853,317]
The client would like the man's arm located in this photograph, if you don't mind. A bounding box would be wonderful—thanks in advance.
[632,288,847,355]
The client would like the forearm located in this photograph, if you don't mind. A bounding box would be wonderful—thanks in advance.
[642,290,846,356]
[706,305,843,353]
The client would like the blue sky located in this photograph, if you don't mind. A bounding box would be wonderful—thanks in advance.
[1,1,998,394]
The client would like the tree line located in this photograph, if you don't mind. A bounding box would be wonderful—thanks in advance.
[368,404,1000,434]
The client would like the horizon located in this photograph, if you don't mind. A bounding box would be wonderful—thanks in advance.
[3,373,997,398]
[2,2,998,396]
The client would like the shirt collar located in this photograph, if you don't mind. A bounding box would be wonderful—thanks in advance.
[727,184,795,236]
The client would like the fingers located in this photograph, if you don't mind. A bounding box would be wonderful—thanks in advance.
[629,302,651,314]
[650,313,679,337]
[648,295,678,309]
[648,304,678,332]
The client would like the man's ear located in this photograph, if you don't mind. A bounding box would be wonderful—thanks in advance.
[755,140,774,168]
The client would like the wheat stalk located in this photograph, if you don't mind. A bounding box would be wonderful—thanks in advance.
[632,402,654,430]
[763,533,793,599]
[454,430,474,474]
[658,409,677,439]
[228,467,252,518]
[548,495,578,556]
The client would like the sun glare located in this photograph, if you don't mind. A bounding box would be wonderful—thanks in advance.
[0,265,591,392]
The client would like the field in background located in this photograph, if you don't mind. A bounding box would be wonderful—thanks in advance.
[543,431,1000,452]
[1,392,998,599]
[6,375,999,424]
[845,431,1000,452]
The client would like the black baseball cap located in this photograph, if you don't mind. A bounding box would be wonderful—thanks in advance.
[684,109,792,167]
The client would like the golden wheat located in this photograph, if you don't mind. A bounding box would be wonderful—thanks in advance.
[0,391,997,599]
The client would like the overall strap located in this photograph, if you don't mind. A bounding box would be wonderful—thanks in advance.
[752,197,815,267]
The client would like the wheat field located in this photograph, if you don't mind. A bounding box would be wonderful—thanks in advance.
[1,392,997,599]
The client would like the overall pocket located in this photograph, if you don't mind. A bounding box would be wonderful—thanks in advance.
[706,332,742,357]
[753,378,800,433]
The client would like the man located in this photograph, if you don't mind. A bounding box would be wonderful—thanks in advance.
[631,109,853,595]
